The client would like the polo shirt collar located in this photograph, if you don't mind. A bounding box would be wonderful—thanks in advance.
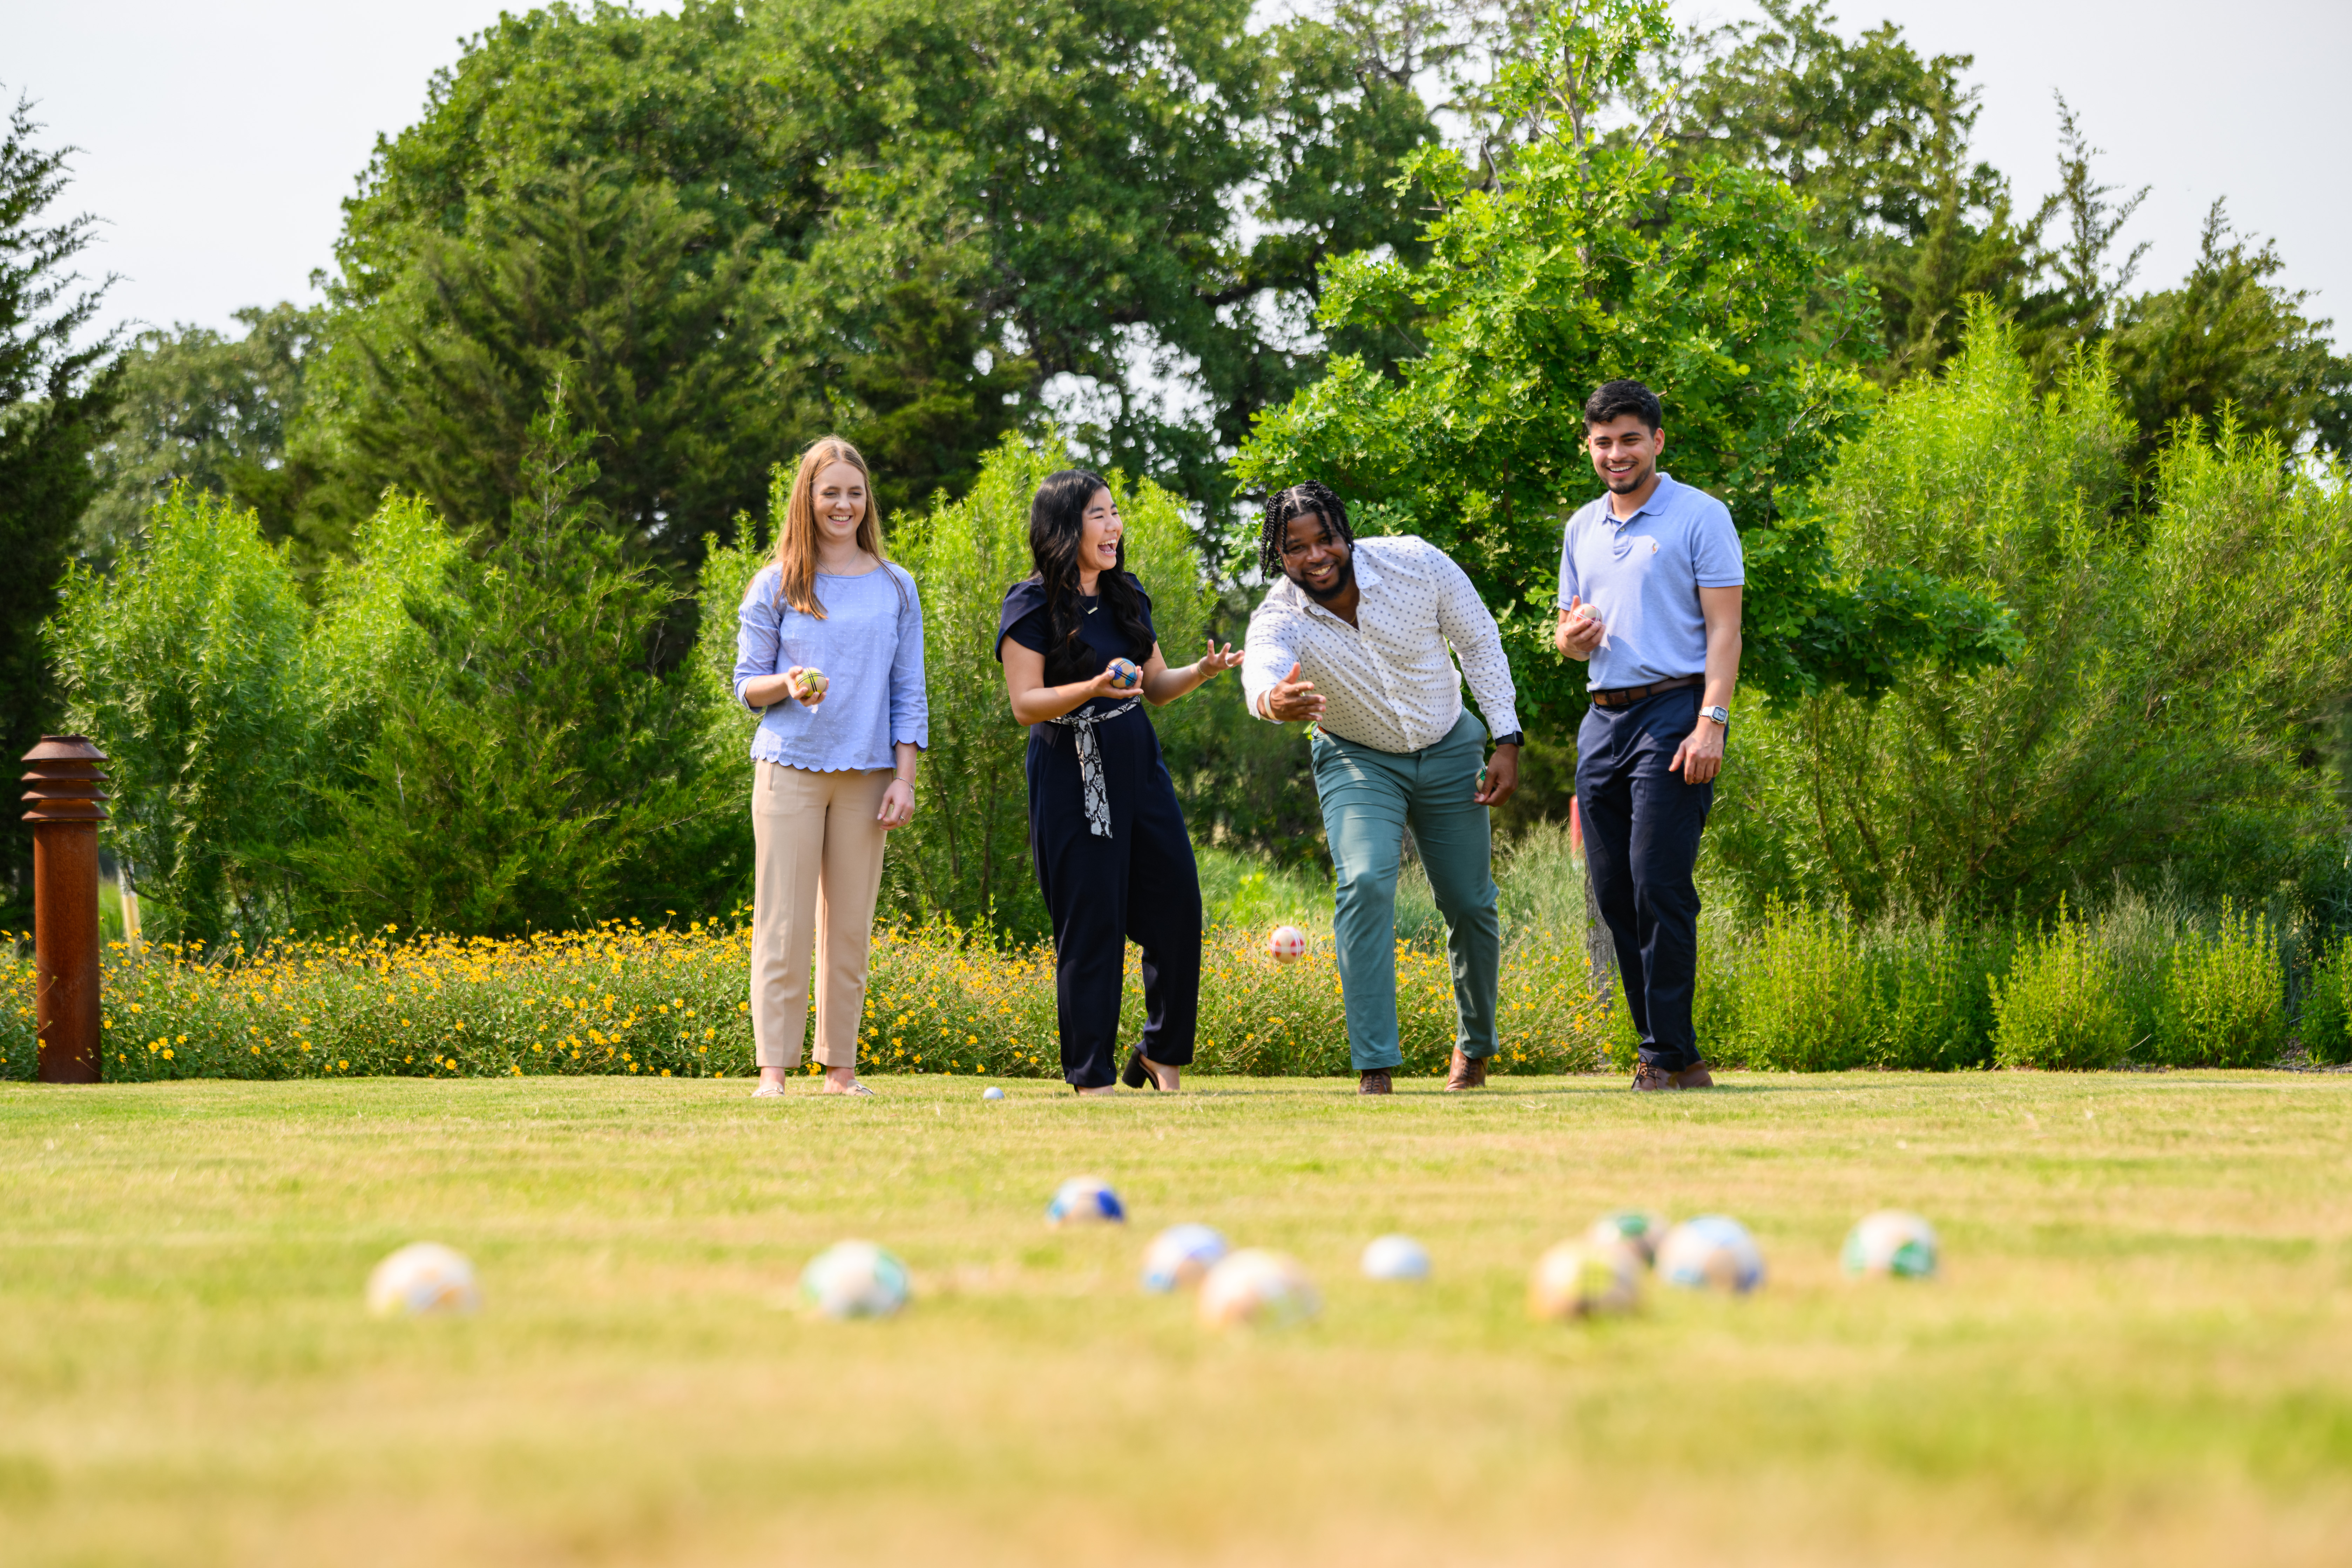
[1603,471,1679,526]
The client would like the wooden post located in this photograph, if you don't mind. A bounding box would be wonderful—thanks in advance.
[22,736,108,1084]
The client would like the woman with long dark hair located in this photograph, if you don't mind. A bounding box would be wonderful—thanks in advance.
[996,471,1241,1094]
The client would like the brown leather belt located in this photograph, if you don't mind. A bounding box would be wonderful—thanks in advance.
[1589,673,1703,708]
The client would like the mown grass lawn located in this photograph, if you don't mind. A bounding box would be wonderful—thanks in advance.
[2,1071,2348,1566]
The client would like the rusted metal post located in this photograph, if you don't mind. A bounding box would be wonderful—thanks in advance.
[22,736,109,1084]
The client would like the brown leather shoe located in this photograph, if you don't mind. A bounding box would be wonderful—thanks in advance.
[1444,1049,1489,1092]
[1357,1068,1393,1095]
[1670,1061,1715,1088]
[1631,1061,1675,1091]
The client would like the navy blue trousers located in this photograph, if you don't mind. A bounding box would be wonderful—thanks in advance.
[1026,706,1202,1089]
[1575,686,1714,1072]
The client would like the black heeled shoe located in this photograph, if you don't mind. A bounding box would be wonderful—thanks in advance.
[1121,1047,1153,1090]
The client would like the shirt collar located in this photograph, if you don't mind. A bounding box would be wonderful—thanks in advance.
[1600,471,1678,527]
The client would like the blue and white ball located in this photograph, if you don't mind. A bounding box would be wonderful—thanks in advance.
[1047,1175,1126,1227]
[1657,1216,1766,1293]
[366,1241,481,1318]
[1141,1223,1229,1292]
[1105,657,1143,691]
[798,1240,911,1319]
[1529,1239,1642,1319]
[1198,1249,1320,1329]
[1843,1210,1939,1279]
[1586,1210,1670,1267]
[981,1086,1005,1101]
[1359,1234,1431,1282]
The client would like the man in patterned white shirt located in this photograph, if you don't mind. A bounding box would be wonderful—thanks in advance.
[1241,482,1523,1095]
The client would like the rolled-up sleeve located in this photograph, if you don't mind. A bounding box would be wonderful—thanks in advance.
[733,575,781,712]
[1240,600,1302,722]
[888,568,929,750]
[1430,545,1522,738]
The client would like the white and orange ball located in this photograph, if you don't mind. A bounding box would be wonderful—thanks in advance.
[798,1239,910,1319]
[1105,657,1143,691]
[1268,925,1309,965]
[1197,1249,1320,1329]
[1360,1234,1431,1282]
[1657,1216,1766,1294]
[1141,1223,1229,1293]
[1047,1175,1126,1227]
[367,1242,482,1318]
[1528,1239,1641,1320]
[1586,1210,1670,1267]
[1843,1210,1939,1280]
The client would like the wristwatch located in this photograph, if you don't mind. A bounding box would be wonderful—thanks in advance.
[1492,731,1525,747]
[1701,705,1730,727]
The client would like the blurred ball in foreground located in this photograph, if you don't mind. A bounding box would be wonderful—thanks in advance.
[1359,1234,1431,1281]
[1657,1216,1766,1293]
[1586,1210,1669,1267]
[1198,1249,1320,1329]
[981,1086,1005,1101]
[1141,1223,1229,1292]
[1527,1239,1641,1320]
[1267,925,1309,964]
[1047,1175,1127,1227]
[798,1240,910,1319]
[1842,1210,1939,1279]
[367,1242,481,1318]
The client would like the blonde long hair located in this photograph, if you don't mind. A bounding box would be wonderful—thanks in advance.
[773,436,888,617]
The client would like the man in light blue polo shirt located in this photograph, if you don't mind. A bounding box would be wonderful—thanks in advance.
[1555,379,1744,1090]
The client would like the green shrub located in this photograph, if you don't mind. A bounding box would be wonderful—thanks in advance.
[1871,913,2003,1070]
[2155,901,2285,1067]
[1736,901,1879,1071]
[1991,898,2133,1069]
[2300,946,2350,1066]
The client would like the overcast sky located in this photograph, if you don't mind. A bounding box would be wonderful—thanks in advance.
[5,0,2346,344]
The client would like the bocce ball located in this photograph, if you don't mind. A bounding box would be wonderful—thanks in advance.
[1527,1239,1641,1320]
[1197,1249,1320,1329]
[1268,925,1309,965]
[798,1239,910,1319]
[1141,1223,1230,1293]
[981,1085,1005,1101]
[1586,1209,1670,1268]
[1657,1215,1766,1294]
[1046,1175,1127,1227]
[1105,657,1143,691]
[367,1242,482,1318]
[1360,1234,1432,1282]
[793,667,829,699]
[1842,1210,1939,1280]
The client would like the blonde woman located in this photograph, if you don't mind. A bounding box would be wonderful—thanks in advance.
[734,438,927,1097]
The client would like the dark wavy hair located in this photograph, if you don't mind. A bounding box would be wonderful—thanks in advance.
[1026,469,1154,684]
[1256,481,1353,576]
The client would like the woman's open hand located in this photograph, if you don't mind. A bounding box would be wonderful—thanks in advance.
[1193,639,1244,679]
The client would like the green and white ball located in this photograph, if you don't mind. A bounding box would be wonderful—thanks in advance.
[1141,1223,1229,1293]
[1657,1216,1766,1294]
[367,1242,482,1318]
[798,1240,910,1319]
[1842,1210,1939,1279]
[1197,1249,1320,1329]
[1586,1210,1669,1267]
[1527,1239,1641,1320]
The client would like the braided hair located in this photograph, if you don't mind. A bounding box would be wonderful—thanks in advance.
[1256,481,1353,577]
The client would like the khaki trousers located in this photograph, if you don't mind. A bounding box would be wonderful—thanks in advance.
[749,763,893,1069]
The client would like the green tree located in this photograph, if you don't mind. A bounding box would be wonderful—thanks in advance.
[1233,0,2015,735]
[1,93,120,928]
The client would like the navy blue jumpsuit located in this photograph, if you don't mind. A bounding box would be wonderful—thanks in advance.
[996,576,1202,1089]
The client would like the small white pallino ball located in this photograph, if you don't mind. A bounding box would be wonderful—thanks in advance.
[1267,925,1310,965]
[1586,1210,1670,1267]
[1527,1239,1641,1320]
[1359,1234,1432,1282]
[1046,1175,1126,1227]
[1197,1249,1320,1329]
[366,1242,481,1318]
[1141,1223,1230,1293]
[797,1240,911,1319]
[1843,1210,1940,1280]
[1657,1215,1767,1294]
[981,1086,1005,1101]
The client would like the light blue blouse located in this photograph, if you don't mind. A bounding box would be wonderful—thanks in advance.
[733,561,929,771]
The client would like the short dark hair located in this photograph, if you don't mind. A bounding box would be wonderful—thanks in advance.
[1583,379,1662,431]
[1257,481,1353,576]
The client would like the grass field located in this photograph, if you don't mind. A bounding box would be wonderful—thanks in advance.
[4,1071,2350,1566]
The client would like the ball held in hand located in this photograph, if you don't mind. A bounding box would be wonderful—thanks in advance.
[1104,657,1142,691]
[1267,925,1309,965]
[792,667,830,699]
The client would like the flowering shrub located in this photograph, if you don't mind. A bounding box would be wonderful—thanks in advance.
[1,918,1612,1082]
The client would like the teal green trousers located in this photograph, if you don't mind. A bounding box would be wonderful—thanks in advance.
[1309,710,1500,1072]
